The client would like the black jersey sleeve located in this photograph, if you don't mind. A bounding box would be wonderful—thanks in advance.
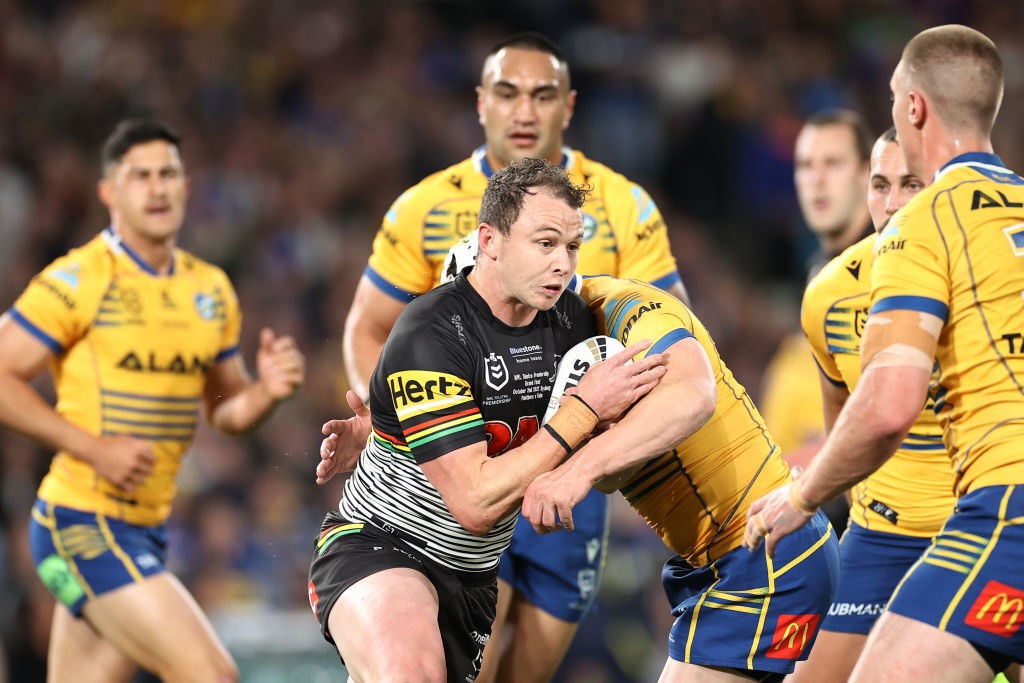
[368,293,487,465]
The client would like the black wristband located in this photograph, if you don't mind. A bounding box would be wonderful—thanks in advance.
[570,394,599,420]
[542,423,572,455]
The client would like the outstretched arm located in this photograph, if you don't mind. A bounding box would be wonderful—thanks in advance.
[745,309,939,556]
[204,327,305,434]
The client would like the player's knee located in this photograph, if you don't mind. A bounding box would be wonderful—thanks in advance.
[159,652,238,683]
[359,662,446,683]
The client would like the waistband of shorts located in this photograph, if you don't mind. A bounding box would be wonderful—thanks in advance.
[363,513,499,586]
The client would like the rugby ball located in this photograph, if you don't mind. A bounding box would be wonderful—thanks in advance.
[543,335,627,424]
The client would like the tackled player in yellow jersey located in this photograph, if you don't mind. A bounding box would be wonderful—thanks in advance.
[521,274,840,682]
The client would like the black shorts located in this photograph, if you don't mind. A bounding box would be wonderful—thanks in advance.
[308,511,498,682]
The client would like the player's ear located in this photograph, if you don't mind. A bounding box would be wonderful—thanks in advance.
[908,90,926,130]
[97,177,114,210]
[476,85,486,126]
[477,223,499,258]
[563,89,577,130]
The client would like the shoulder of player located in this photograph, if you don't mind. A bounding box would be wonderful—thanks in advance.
[806,236,873,294]
[569,149,637,192]
[35,232,113,285]
[171,247,233,286]
[399,282,468,329]
[391,157,479,208]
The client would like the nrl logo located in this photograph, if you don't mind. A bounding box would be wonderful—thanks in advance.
[484,352,509,391]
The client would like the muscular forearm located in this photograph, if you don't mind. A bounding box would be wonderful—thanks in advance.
[208,382,279,435]
[430,428,572,535]
[342,322,386,401]
[0,375,99,459]
[572,377,712,484]
[798,369,918,506]
[342,331,382,401]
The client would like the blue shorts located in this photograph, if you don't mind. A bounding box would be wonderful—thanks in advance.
[822,522,932,634]
[497,487,607,622]
[888,485,1024,662]
[663,510,839,675]
[29,499,167,615]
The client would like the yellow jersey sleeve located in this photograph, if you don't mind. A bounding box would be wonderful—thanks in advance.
[207,257,242,360]
[871,154,1024,494]
[10,242,110,354]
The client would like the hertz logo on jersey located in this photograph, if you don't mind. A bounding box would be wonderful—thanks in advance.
[389,371,472,410]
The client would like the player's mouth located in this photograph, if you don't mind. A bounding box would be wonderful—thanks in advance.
[146,205,172,215]
[541,283,564,297]
[509,131,539,147]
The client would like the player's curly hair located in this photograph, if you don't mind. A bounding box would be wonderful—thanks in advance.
[479,157,589,236]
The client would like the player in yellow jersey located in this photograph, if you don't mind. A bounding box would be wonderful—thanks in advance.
[747,25,1024,682]
[788,128,950,680]
[0,120,305,683]
[518,274,839,682]
[341,32,688,683]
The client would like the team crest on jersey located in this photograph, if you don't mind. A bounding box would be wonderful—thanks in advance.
[1004,223,1024,256]
[854,308,868,337]
[193,292,217,321]
[455,210,478,238]
[582,213,598,242]
[485,352,509,390]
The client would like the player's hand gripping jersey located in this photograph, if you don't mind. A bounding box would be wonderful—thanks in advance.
[366,146,681,301]
[871,153,1024,494]
[803,235,955,535]
[9,228,241,525]
[337,274,596,571]
[574,275,791,565]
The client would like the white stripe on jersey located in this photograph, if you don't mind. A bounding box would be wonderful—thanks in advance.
[337,438,517,572]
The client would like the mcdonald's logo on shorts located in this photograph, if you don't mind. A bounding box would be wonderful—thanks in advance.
[766,614,821,659]
[966,580,1024,637]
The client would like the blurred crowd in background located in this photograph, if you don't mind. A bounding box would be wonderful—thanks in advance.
[1,1,1022,680]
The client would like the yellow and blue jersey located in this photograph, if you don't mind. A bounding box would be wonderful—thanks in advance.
[9,227,241,526]
[871,153,1024,495]
[803,235,954,536]
[366,146,682,298]
[576,275,791,566]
